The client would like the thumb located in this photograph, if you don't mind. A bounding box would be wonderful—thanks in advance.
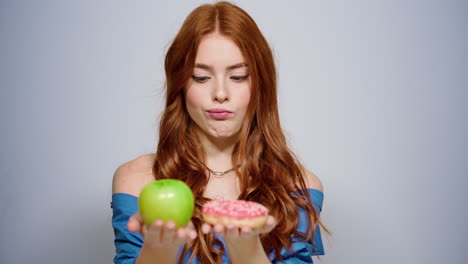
[127,212,143,233]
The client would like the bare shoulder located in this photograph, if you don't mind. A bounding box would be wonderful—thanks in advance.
[303,168,324,193]
[112,153,156,197]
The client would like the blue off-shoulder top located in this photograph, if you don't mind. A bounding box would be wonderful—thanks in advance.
[111,188,325,264]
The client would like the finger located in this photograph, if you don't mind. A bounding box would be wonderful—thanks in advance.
[174,227,197,245]
[146,219,164,248]
[261,216,277,233]
[142,224,149,238]
[173,228,187,245]
[266,215,275,225]
[201,223,212,234]
[225,222,239,240]
[187,221,195,230]
[188,229,197,240]
[127,213,143,233]
[214,224,225,236]
[161,220,177,246]
[240,226,253,237]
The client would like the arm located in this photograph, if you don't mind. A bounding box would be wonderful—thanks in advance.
[130,213,196,264]
[112,198,185,264]
[135,244,179,264]
[270,187,326,263]
[217,169,325,264]
[201,216,278,264]
[112,195,195,264]
[112,163,196,264]
[111,193,144,264]
[221,211,323,264]
[225,236,272,264]
[199,187,325,264]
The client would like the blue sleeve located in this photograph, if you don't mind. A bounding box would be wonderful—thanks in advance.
[111,193,144,264]
[269,189,325,264]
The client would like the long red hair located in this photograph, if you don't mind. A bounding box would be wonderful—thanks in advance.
[152,1,331,263]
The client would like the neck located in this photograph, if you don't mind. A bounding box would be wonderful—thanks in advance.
[200,130,238,171]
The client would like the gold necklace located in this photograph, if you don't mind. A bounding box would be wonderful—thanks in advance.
[206,164,241,178]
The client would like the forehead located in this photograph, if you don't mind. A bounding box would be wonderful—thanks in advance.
[194,34,247,70]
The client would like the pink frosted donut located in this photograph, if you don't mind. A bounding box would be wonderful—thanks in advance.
[202,200,268,228]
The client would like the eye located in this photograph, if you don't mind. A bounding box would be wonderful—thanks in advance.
[192,75,249,83]
[231,75,249,82]
[192,75,210,83]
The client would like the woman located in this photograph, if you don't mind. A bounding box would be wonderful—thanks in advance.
[111,1,331,263]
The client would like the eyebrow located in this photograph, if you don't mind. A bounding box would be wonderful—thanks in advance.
[194,62,248,71]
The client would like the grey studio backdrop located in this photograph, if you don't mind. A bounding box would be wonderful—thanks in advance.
[1,0,466,263]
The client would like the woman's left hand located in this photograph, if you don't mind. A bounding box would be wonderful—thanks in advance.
[201,215,277,241]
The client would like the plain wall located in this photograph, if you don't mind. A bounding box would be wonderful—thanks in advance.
[1,0,467,263]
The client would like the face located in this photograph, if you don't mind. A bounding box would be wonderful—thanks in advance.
[185,33,251,141]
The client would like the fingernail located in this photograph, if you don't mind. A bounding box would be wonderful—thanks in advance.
[177,229,185,237]
[167,221,175,229]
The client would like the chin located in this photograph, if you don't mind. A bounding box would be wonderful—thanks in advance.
[211,132,235,138]
[208,128,240,139]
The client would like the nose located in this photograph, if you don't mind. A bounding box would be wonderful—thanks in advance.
[213,79,229,103]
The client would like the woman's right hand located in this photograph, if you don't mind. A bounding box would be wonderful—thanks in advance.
[127,212,198,249]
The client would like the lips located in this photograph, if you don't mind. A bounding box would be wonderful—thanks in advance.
[207,108,232,113]
[207,108,232,119]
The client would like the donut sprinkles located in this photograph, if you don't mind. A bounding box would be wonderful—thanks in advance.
[202,200,269,228]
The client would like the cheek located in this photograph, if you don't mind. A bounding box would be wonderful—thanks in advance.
[185,87,205,109]
[238,87,251,108]
[241,80,252,106]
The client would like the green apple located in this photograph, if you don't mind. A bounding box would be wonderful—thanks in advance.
[138,179,195,228]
